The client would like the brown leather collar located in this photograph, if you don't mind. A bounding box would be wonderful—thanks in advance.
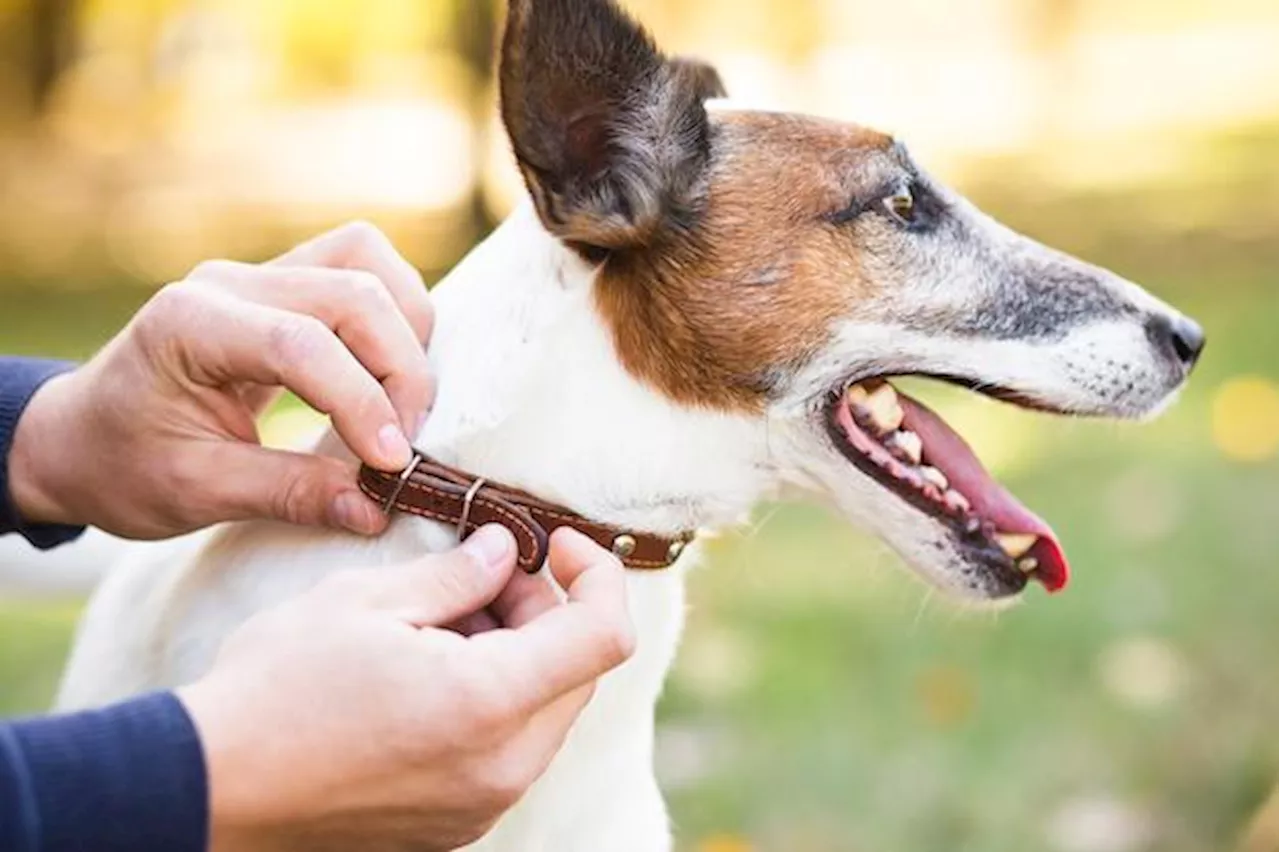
[358,453,694,573]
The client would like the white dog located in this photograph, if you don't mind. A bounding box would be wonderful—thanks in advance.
[56,0,1204,849]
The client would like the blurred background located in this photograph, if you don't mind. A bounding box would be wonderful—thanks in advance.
[0,0,1275,850]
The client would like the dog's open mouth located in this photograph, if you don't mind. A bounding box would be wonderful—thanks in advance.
[824,378,1070,593]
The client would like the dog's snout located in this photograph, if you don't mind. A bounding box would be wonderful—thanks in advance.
[1169,315,1206,367]
[1146,313,1206,371]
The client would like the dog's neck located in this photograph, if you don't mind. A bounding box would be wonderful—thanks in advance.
[412,202,777,538]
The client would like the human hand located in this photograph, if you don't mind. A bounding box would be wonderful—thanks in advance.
[178,526,636,852]
[8,222,433,538]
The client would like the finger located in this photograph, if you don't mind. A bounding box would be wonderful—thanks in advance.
[517,680,596,757]
[192,442,388,535]
[497,680,597,788]
[488,567,560,629]
[271,221,434,345]
[467,528,635,712]
[172,293,411,470]
[447,608,501,637]
[355,525,519,626]
[189,262,432,432]
[230,379,284,420]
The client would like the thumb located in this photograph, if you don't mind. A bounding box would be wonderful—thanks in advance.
[355,525,518,626]
[204,443,387,535]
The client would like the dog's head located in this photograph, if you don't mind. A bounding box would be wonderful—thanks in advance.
[497,0,1204,600]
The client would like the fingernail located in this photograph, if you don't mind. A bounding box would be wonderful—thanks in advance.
[377,423,412,467]
[461,524,515,569]
[331,491,380,535]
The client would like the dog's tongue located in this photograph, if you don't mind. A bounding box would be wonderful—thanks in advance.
[898,392,1070,592]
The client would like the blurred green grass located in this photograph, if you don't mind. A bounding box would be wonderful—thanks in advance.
[0,155,1275,851]
[0,600,81,714]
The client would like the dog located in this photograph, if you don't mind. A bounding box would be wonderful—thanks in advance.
[56,0,1204,848]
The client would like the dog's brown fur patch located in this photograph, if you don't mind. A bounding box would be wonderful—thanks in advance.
[595,112,899,412]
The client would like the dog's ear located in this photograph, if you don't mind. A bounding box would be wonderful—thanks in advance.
[500,0,722,253]
[670,57,728,101]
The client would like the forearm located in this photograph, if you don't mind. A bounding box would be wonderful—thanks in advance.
[0,692,208,852]
[0,357,84,548]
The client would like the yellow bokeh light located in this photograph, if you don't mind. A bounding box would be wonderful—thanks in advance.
[696,835,755,852]
[1211,375,1280,462]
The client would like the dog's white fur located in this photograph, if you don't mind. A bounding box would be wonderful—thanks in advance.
[56,196,1189,850]
[56,82,1199,848]
[58,200,775,851]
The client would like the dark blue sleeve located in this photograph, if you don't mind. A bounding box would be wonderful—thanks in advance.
[0,357,86,548]
[0,692,209,852]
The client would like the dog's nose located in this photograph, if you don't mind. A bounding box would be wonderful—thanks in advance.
[1147,313,1206,371]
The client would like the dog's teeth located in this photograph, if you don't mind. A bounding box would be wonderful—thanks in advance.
[1018,557,1039,574]
[944,490,971,513]
[845,384,870,406]
[864,384,904,433]
[896,466,924,489]
[887,430,923,465]
[919,464,947,489]
[964,517,982,535]
[995,532,1038,559]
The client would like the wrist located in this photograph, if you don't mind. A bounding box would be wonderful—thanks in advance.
[8,371,78,526]
[177,680,278,852]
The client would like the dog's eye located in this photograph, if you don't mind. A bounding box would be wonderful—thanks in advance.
[882,188,916,225]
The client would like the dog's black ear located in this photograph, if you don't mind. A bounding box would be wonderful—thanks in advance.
[500,0,721,253]
[670,57,728,100]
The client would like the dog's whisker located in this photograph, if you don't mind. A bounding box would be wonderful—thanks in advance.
[741,503,782,543]
[909,588,935,634]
